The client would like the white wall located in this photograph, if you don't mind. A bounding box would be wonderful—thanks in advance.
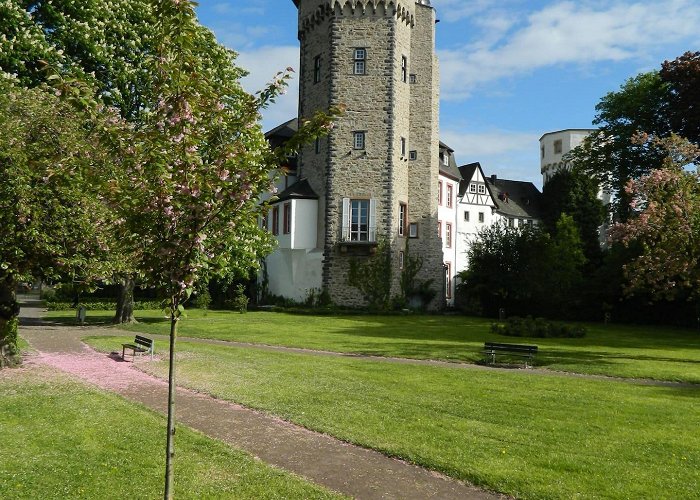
[264,248,323,302]
[438,174,458,305]
[291,199,317,249]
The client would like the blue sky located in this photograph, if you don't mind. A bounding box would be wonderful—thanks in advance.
[195,0,700,187]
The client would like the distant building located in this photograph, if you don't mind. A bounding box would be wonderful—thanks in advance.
[540,129,612,245]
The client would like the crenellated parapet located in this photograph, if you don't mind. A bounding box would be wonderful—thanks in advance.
[296,0,416,36]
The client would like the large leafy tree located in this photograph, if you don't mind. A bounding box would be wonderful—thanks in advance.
[541,169,606,263]
[567,72,670,221]
[458,215,586,318]
[610,135,700,310]
[3,0,279,322]
[113,2,337,494]
[661,51,700,147]
[0,79,115,367]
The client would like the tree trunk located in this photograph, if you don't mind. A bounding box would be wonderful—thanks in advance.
[164,303,178,499]
[113,275,137,324]
[0,274,21,368]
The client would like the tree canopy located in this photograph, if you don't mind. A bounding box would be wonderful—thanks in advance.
[610,135,700,306]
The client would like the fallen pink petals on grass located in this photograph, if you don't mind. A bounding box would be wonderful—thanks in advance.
[31,350,166,392]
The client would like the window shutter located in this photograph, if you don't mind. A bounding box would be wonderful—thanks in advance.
[369,198,377,242]
[342,198,350,241]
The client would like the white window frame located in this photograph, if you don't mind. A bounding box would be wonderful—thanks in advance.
[446,184,453,208]
[353,131,366,150]
[445,222,452,248]
[353,48,366,75]
[399,203,407,237]
[478,184,486,194]
[478,212,485,223]
[470,183,477,193]
[341,198,376,242]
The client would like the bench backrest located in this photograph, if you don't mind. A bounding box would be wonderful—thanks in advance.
[485,342,538,354]
[134,335,154,350]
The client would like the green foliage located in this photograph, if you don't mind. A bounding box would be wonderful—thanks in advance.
[398,241,436,309]
[0,317,20,367]
[458,217,586,319]
[610,135,700,309]
[491,316,587,338]
[348,239,392,311]
[223,285,249,314]
[660,51,700,146]
[541,169,606,263]
[45,300,163,311]
[191,286,211,310]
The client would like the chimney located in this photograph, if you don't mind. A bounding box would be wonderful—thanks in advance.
[491,174,497,184]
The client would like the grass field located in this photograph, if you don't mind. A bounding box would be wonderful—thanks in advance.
[0,365,342,499]
[85,335,700,500]
[48,309,700,382]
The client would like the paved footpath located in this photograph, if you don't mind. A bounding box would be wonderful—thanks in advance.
[18,296,503,500]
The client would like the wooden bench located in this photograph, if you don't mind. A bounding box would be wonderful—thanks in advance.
[122,335,154,361]
[484,342,537,368]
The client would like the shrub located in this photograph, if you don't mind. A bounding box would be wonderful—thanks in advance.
[191,287,211,310]
[45,299,163,311]
[491,316,587,338]
[223,285,248,313]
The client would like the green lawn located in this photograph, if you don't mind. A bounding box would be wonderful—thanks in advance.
[85,335,700,500]
[48,309,700,382]
[0,365,341,499]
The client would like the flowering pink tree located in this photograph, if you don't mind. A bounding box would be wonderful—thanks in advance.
[111,2,338,496]
[610,135,700,308]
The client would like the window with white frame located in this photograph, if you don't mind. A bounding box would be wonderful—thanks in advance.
[399,203,407,237]
[478,184,486,194]
[401,55,407,82]
[438,180,443,205]
[445,223,452,248]
[399,250,405,269]
[353,48,366,75]
[342,198,376,242]
[470,183,477,193]
[353,131,365,150]
[438,220,442,238]
[446,184,453,208]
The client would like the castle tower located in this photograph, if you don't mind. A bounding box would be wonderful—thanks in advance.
[292,0,444,308]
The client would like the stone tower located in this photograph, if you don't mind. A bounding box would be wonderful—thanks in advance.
[292,0,444,308]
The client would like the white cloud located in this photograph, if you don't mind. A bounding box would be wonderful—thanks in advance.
[439,0,700,100]
[441,128,542,186]
[236,45,300,131]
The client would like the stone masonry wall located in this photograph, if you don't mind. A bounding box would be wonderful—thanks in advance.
[296,0,443,308]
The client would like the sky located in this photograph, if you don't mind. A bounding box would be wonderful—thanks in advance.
[195,0,700,188]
